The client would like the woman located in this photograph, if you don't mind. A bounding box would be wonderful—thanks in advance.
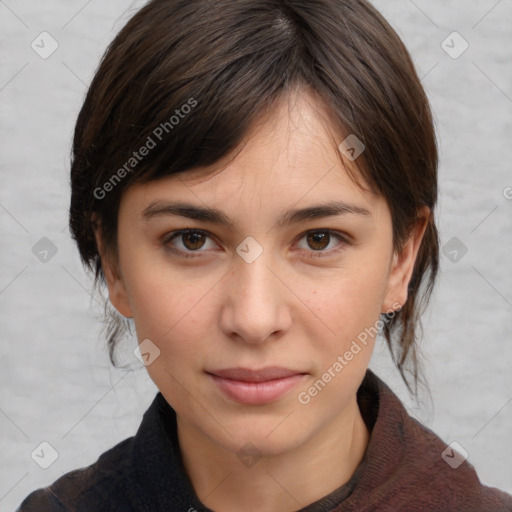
[18,0,512,510]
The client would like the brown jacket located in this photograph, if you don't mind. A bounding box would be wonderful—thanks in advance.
[17,370,512,511]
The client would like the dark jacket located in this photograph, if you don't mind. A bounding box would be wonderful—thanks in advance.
[17,369,512,511]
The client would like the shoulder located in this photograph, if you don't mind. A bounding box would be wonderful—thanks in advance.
[402,417,512,511]
[16,437,136,512]
[358,371,512,511]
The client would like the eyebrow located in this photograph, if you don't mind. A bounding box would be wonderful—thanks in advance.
[141,200,372,230]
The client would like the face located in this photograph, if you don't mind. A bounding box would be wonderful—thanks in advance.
[98,89,426,458]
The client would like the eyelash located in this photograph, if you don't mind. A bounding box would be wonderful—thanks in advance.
[161,229,350,259]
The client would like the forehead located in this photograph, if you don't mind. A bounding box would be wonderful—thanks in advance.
[182,90,365,184]
[120,90,386,222]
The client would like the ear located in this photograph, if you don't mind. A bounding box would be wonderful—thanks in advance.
[92,215,133,318]
[382,207,430,313]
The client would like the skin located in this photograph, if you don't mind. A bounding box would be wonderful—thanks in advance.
[95,89,428,512]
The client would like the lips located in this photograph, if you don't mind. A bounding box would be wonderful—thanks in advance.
[206,367,307,405]
[209,367,305,382]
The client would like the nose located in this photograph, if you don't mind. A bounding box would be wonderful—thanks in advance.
[219,246,293,345]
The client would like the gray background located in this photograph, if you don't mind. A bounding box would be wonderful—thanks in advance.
[1,0,511,509]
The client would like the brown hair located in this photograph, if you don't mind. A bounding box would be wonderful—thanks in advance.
[69,0,439,395]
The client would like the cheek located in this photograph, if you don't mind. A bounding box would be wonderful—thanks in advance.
[125,265,212,404]
[119,246,202,341]
[306,258,390,331]
[129,275,207,341]
[301,258,391,376]
[296,271,386,407]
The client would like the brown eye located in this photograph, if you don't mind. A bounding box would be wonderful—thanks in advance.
[306,231,331,251]
[163,229,218,258]
[295,229,348,258]
[181,232,207,250]
[162,228,348,260]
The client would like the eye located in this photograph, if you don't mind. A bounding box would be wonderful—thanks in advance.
[162,228,349,259]
[162,229,219,258]
[294,230,348,258]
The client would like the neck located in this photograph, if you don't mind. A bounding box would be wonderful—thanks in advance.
[177,396,370,512]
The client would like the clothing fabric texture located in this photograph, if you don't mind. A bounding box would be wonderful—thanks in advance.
[17,369,512,511]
